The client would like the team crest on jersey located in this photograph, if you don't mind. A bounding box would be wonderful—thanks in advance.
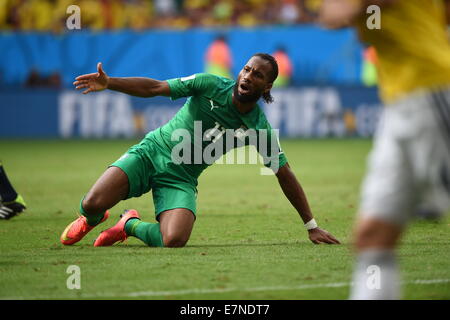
[234,125,249,141]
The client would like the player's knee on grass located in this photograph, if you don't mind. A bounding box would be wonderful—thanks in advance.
[158,208,194,248]
[162,232,189,248]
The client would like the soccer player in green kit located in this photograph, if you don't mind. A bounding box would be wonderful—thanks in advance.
[60,53,340,247]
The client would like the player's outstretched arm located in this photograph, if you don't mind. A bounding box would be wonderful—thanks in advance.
[73,62,170,97]
[275,163,340,245]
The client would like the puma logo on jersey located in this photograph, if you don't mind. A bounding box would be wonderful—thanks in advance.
[209,100,221,111]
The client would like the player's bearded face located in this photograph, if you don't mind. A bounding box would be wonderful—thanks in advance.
[234,57,272,104]
[233,81,262,103]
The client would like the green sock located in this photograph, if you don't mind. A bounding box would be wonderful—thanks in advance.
[125,219,164,247]
[79,197,105,226]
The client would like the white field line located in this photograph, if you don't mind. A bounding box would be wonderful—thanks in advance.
[1,278,449,300]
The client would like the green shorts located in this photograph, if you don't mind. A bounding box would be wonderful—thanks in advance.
[110,134,198,220]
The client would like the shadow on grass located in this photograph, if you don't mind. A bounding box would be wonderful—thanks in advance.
[80,241,329,249]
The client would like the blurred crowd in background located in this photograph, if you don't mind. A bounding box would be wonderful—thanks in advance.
[0,0,323,32]
[1,0,380,90]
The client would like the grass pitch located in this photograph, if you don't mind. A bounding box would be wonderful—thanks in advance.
[0,139,449,300]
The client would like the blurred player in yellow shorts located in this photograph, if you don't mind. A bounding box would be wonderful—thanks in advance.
[319,0,450,299]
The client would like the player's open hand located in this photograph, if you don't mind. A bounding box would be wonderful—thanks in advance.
[308,227,340,244]
[73,62,109,94]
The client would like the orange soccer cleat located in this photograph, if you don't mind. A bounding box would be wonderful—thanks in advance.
[60,211,110,245]
[93,209,141,247]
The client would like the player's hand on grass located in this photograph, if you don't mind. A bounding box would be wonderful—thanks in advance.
[308,227,340,244]
[73,62,109,94]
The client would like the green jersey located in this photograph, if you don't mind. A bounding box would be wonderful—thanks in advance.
[147,73,287,181]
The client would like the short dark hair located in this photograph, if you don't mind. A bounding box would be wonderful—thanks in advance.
[252,53,278,103]
[252,53,278,83]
